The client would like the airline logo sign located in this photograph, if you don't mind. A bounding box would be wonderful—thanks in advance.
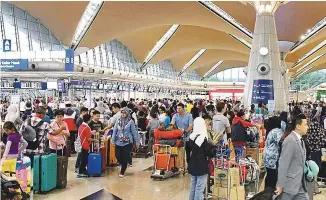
[0,59,28,71]
[3,39,11,52]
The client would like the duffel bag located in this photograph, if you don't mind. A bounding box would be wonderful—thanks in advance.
[154,129,183,140]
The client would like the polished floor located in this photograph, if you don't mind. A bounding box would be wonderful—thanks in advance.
[32,156,326,200]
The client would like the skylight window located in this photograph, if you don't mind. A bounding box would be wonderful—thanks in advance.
[71,0,104,49]
[178,49,207,76]
[203,60,224,78]
[139,24,180,71]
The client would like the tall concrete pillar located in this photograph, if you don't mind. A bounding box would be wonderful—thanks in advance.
[244,2,287,112]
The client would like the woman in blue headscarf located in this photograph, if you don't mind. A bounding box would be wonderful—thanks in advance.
[112,107,140,177]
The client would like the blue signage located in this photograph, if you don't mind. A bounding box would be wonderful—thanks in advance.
[65,49,74,72]
[57,79,66,93]
[13,82,21,89]
[3,39,11,52]
[251,79,274,104]
[41,82,47,90]
[71,80,92,87]
[0,59,28,71]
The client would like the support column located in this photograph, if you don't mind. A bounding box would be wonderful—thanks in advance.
[243,1,286,112]
[68,77,72,101]
[45,77,48,104]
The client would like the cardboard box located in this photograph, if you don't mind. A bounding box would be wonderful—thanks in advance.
[244,148,263,167]
[214,168,240,188]
[322,156,326,162]
[212,185,245,200]
[155,146,179,155]
[175,147,185,169]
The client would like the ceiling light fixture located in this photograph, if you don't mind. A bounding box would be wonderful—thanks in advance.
[139,24,180,71]
[259,47,269,56]
[202,60,224,80]
[290,17,326,52]
[71,0,104,50]
[178,49,207,76]
[198,1,253,39]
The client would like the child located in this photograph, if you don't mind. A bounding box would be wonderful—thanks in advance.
[75,107,89,172]
[1,121,28,173]
[77,114,98,178]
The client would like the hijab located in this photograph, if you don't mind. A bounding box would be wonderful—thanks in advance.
[5,104,19,123]
[189,117,208,147]
[119,107,132,130]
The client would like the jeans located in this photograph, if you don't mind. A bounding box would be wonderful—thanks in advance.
[115,143,132,175]
[189,174,208,200]
[75,153,82,169]
[234,145,245,162]
[78,148,89,175]
[69,130,77,153]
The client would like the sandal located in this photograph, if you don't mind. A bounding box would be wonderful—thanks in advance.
[314,191,322,195]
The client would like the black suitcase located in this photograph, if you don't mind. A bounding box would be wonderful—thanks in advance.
[249,187,276,200]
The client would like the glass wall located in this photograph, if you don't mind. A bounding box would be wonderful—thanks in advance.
[0,2,64,52]
[204,67,246,82]
[292,69,326,91]
[76,39,201,81]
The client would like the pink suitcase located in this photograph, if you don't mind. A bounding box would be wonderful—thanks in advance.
[16,159,28,192]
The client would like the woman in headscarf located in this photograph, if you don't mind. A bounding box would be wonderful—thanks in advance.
[112,107,140,178]
[186,117,217,200]
[4,104,23,129]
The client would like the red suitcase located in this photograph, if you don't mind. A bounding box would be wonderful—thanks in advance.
[154,129,183,140]
[155,154,175,170]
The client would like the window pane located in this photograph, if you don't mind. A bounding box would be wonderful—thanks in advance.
[223,69,231,82]
[26,13,37,23]
[28,22,38,31]
[41,33,50,42]
[2,2,12,15]
[32,40,41,51]
[14,7,25,19]
[40,24,49,34]
[3,14,13,25]
[30,30,39,39]
[43,42,52,50]
[231,68,239,82]
[16,18,26,28]
[239,67,246,82]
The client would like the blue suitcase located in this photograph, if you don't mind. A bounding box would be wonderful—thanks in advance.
[87,142,102,176]
[33,153,57,193]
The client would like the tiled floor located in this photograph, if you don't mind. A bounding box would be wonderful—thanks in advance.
[32,156,326,200]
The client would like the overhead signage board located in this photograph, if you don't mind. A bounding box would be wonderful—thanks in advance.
[251,79,274,104]
[0,59,28,71]
[65,49,74,72]
[57,79,66,93]
[3,39,11,52]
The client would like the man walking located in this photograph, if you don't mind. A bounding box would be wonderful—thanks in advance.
[275,114,309,200]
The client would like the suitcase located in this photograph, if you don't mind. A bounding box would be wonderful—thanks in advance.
[56,154,68,189]
[87,143,102,176]
[154,129,183,140]
[99,144,107,172]
[33,153,57,193]
[15,160,28,192]
[108,140,118,166]
[155,154,175,170]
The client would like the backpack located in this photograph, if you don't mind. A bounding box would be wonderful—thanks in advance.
[22,118,44,150]
[74,126,88,153]
[238,155,260,183]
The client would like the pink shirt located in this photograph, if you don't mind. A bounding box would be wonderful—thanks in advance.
[48,121,70,150]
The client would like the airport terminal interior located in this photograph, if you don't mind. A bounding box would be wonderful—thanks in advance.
[1,1,326,200]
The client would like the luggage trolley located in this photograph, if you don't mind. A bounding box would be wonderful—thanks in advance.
[205,148,245,200]
[151,144,181,180]
[133,128,149,158]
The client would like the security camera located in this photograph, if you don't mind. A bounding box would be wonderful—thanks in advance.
[257,63,270,75]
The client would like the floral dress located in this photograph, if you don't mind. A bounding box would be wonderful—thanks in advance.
[307,120,326,153]
[263,128,283,169]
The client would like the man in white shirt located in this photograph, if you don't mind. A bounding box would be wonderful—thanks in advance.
[212,102,231,145]
[20,99,26,112]
[107,103,121,129]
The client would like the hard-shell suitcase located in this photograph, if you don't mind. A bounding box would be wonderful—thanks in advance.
[33,153,57,193]
[87,142,102,176]
[108,140,118,166]
[56,152,68,189]
[154,129,183,140]
[155,154,175,170]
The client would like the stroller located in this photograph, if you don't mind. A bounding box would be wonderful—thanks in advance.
[1,172,30,200]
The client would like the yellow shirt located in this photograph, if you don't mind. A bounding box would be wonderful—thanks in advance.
[186,104,194,113]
